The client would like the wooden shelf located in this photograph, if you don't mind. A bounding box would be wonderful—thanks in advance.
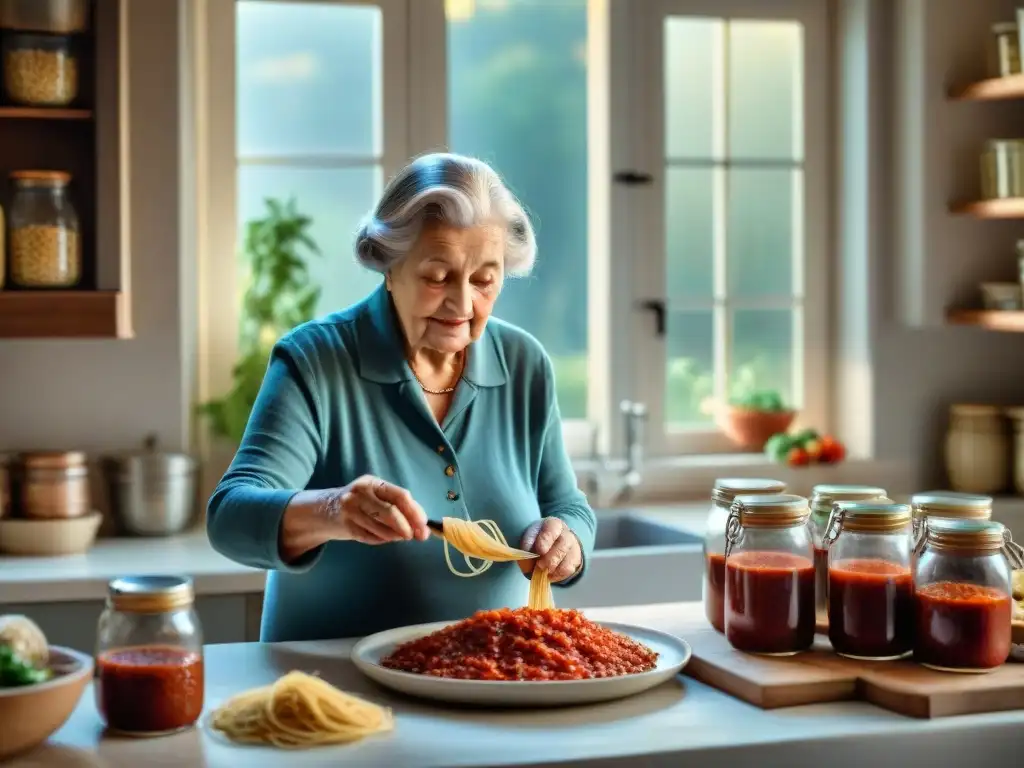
[949,73,1024,101]
[0,291,131,339]
[0,107,92,120]
[947,309,1024,332]
[949,198,1024,218]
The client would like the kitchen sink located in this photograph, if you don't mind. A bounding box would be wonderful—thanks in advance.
[559,510,704,609]
[594,511,702,550]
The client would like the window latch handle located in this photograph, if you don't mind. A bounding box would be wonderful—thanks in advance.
[637,299,667,337]
[614,170,654,186]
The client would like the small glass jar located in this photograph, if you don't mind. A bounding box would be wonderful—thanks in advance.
[703,477,786,632]
[95,575,205,736]
[1,31,78,106]
[808,485,888,624]
[914,519,1023,673]
[911,491,992,555]
[20,451,89,519]
[824,501,914,660]
[724,493,814,656]
[8,170,80,287]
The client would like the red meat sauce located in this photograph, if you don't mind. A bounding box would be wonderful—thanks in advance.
[380,607,659,681]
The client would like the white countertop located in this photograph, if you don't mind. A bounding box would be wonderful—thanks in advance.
[9,602,1024,768]
[0,532,266,604]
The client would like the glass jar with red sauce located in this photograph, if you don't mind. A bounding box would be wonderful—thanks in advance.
[95,575,205,736]
[724,493,815,655]
[914,518,1024,672]
[910,492,992,556]
[823,500,913,660]
[808,485,888,625]
[703,478,786,633]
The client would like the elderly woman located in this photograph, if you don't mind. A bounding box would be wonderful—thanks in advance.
[207,153,597,642]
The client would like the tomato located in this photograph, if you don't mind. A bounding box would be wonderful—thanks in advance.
[787,446,810,467]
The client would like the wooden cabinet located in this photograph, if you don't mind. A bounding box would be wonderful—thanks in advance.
[0,0,130,338]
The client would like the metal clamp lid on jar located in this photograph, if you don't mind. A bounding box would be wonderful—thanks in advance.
[809,484,888,517]
[910,491,992,542]
[107,575,195,614]
[823,501,912,550]
[916,518,1024,570]
[724,494,809,557]
[711,477,786,507]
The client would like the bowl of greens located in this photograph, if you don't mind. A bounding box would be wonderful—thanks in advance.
[0,615,92,759]
[714,389,796,451]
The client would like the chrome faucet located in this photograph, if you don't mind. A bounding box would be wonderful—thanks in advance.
[579,400,647,504]
[619,399,647,497]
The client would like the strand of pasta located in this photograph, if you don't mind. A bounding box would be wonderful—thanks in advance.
[209,671,393,749]
[441,517,537,577]
[439,517,554,610]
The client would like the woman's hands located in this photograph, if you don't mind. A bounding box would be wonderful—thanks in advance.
[517,518,583,583]
[279,476,430,563]
[330,476,431,544]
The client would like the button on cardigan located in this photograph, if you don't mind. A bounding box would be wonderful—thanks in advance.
[207,284,597,641]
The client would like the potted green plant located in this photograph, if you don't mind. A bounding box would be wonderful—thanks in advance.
[197,197,322,444]
[714,388,796,451]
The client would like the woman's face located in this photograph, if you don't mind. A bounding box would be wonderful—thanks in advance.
[387,221,504,355]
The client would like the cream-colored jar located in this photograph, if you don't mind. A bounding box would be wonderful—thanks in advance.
[945,404,1010,495]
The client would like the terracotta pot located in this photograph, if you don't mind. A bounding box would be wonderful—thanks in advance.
[716,406,797,451]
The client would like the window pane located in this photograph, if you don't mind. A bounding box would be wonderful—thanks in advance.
[666,310,714,425]
[447,0,588,420]
[728,21,803,161]
[666,167,715,300]
[730,309,794,406]
[237,165,383,316]
[664,17,722,160]
[727,168,798,298]
[236,2,381,157]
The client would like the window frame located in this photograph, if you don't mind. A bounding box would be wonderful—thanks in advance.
[618,0,831,457]
[196,0,831,469]
[196,0,414,456]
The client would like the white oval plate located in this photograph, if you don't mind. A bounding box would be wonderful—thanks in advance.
[351,619,691,707]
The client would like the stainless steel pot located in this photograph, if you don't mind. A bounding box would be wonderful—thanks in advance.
[103,437,197,537]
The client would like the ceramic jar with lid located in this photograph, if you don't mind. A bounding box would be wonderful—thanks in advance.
[20,451,89,519]
[95,575,205,736]
[945,404,1010,495]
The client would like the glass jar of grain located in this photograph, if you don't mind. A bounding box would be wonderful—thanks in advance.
[8,170,80,288]
[21,451,90,519]
[1,31,78,106]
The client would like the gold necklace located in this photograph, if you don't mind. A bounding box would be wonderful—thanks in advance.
[411,354,464,395]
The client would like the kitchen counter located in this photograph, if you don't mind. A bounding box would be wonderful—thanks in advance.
[5,496,1024,607]
[0,506,714,605]
[8,602,1024,767]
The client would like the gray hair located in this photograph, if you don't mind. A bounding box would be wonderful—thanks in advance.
[354,153,537,277]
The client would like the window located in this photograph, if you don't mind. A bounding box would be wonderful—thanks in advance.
[197,0,830,469]
[623,0,829,455]
[445,0,590,425]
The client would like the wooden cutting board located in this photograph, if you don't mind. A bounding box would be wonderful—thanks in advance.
[684,621,1024,718]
